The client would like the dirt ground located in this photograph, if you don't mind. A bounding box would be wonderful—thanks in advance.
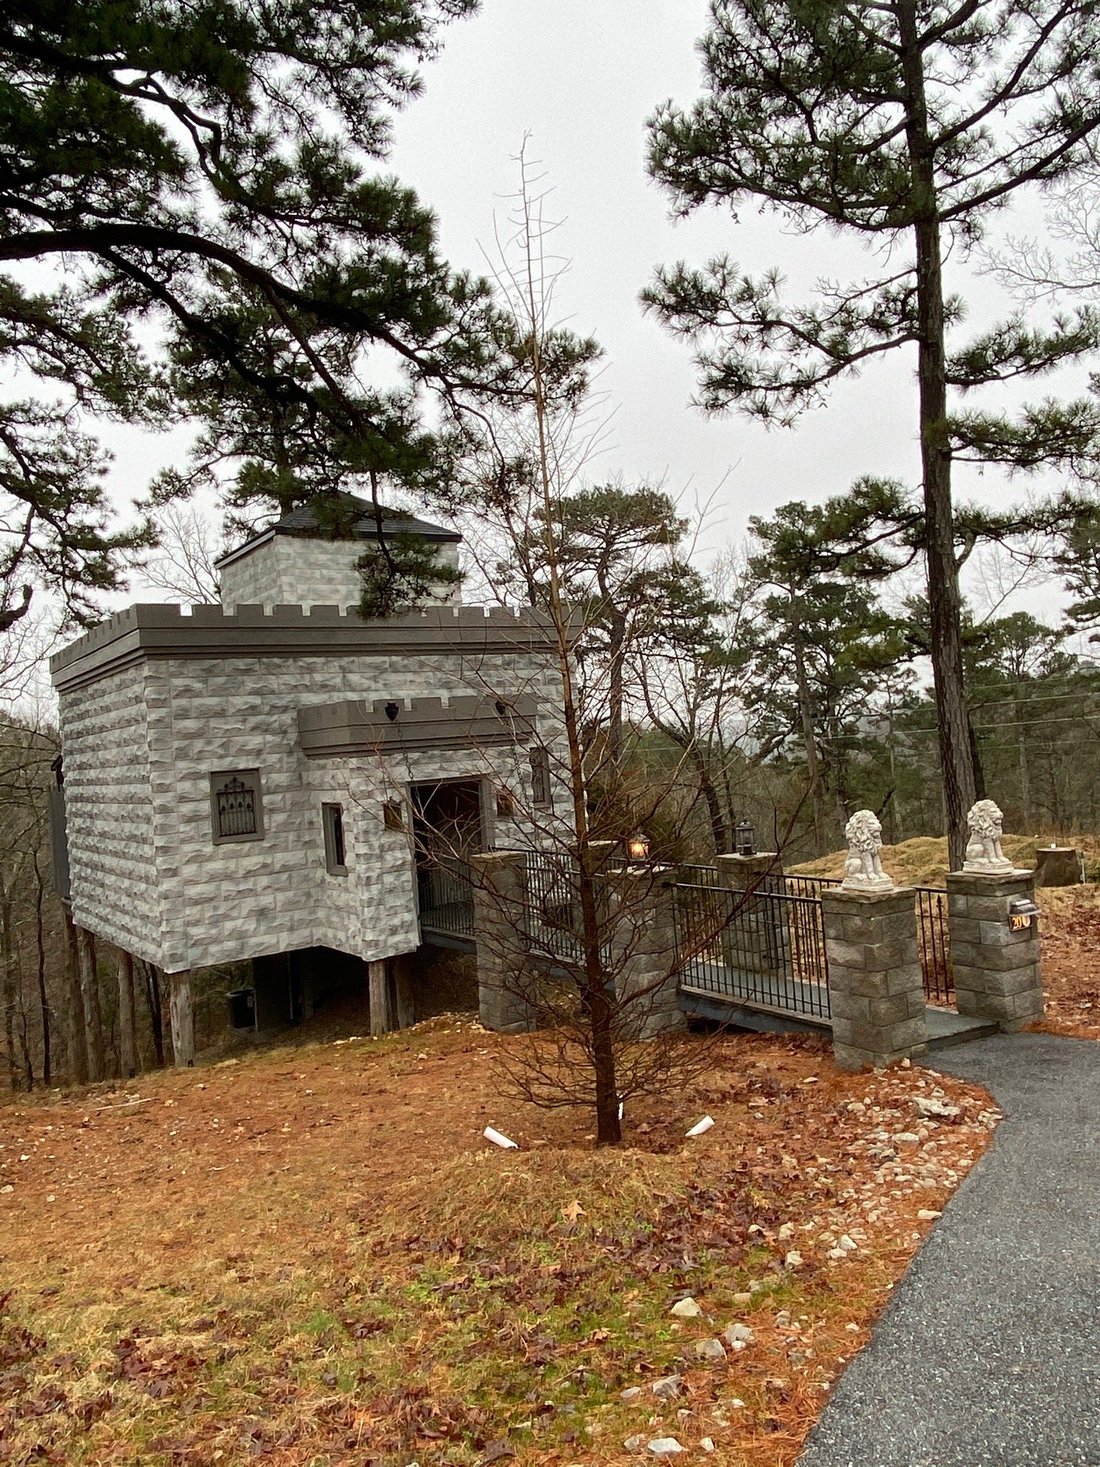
[1032,885,1100,1040]
[0,1022,996,1466]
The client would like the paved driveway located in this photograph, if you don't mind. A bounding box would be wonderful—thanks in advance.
[799,1032,1100,1467]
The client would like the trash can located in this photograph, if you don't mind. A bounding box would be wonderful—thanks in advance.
[226,987,255,1029]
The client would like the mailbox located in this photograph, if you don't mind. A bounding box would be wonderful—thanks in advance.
[1007,896,1040,932]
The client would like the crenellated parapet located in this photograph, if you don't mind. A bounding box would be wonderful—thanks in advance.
[51,602,566,691]
[298,694,540,758]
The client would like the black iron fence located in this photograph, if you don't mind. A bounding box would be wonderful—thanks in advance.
[766,871,841,900]
[524,849,581,962]
[675,865,954,1012]
[464,850,952,1014]
[417,859,475,937]
[674,862,723,887]
[916,886,953,1005]
[672,879,832,1021]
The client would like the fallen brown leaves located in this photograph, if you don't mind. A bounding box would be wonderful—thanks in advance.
[0,1021,994,1466]
[1033,885,1100,1040]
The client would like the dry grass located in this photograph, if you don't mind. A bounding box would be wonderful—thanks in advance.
[0,1021,995,1466]
[792,832,1100,889]
[1029,884,1100,1040]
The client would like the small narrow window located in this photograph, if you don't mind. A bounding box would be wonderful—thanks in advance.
[383,798,405,832]
[322,802,347,874]
[210,770,264,844]
[530,746,551,807]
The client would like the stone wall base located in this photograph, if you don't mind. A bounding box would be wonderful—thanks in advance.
[822,887,928,1070]
[947,870,1043,1031]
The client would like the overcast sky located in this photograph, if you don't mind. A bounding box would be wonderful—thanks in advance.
[375,0,1090,577]
[107,0,1095,617]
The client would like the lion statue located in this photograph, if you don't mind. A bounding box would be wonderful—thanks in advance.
[963,799,1015,874]
[841,809,895,892]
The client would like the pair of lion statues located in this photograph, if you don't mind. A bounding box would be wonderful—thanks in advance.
[842,799,1014,889]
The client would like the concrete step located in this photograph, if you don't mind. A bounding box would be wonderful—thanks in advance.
[924,1007,1000,1051]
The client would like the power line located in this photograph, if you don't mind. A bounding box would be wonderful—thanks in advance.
[813,714,1100,745]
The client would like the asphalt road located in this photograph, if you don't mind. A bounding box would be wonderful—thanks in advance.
[798,1032,1100,1467]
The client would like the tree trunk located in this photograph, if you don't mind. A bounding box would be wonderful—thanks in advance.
[143,961,165,1068]
[32,854,50,1087]
[968,712,987,803]
[898,0,976,871]
[791,617,827,852]
[607,611,627,777]
[885,703,900,844]
[0,883,19,1092]
[1015,697,1031,825]
[527,283,622,1145]
[695,754,730,855]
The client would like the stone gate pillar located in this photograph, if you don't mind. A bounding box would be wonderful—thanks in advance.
[821,886,928,1070]
[715,851,784,974]
[471,851,537,1033]
[946,870,1044,1031]
[946,798,1045,1031]
[610,867,686,1039]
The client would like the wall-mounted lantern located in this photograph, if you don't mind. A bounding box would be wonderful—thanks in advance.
[736,819,756,857]
[384,701,400,722]
[626,831,651,864]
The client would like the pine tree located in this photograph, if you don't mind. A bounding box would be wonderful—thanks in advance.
[738,489,912,852]
[646,0,1100,867]
[0,0,518,626]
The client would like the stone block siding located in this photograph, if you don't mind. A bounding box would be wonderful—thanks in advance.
[60,640,568,974]
[219,537,461,612]
[946,871,1043,1029]
[303,744,527,963]
[61,663,163,957]
[821,888,927,1069]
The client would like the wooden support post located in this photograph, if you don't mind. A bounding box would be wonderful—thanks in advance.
[368,959,390,1037]
[75,925,105,1082]
[168,969,195,1067]
[116,949,139,1077]
[393,955,416,1030]
[62,909,89,1085]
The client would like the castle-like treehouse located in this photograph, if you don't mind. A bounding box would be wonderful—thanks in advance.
[50,497,567,1061]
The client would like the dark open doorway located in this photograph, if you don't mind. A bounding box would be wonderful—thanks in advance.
[410,779,484,941]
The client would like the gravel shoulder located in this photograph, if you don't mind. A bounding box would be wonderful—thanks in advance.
[798,1031,1100,1467]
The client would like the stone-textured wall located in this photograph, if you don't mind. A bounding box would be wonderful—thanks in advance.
[821,887,928,1069]
[60,662,164,957]
[946,871,1044,1030]
[61,640,568,973]
[219,537,461,612]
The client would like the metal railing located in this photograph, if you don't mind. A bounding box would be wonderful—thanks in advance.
[767,871,842,900]
[673,862,723,887]
[524,850,581,962]
[672,879,832,1021]
[665,864,953,1011]
[417,859,474,937]
[916,886,953,1005]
